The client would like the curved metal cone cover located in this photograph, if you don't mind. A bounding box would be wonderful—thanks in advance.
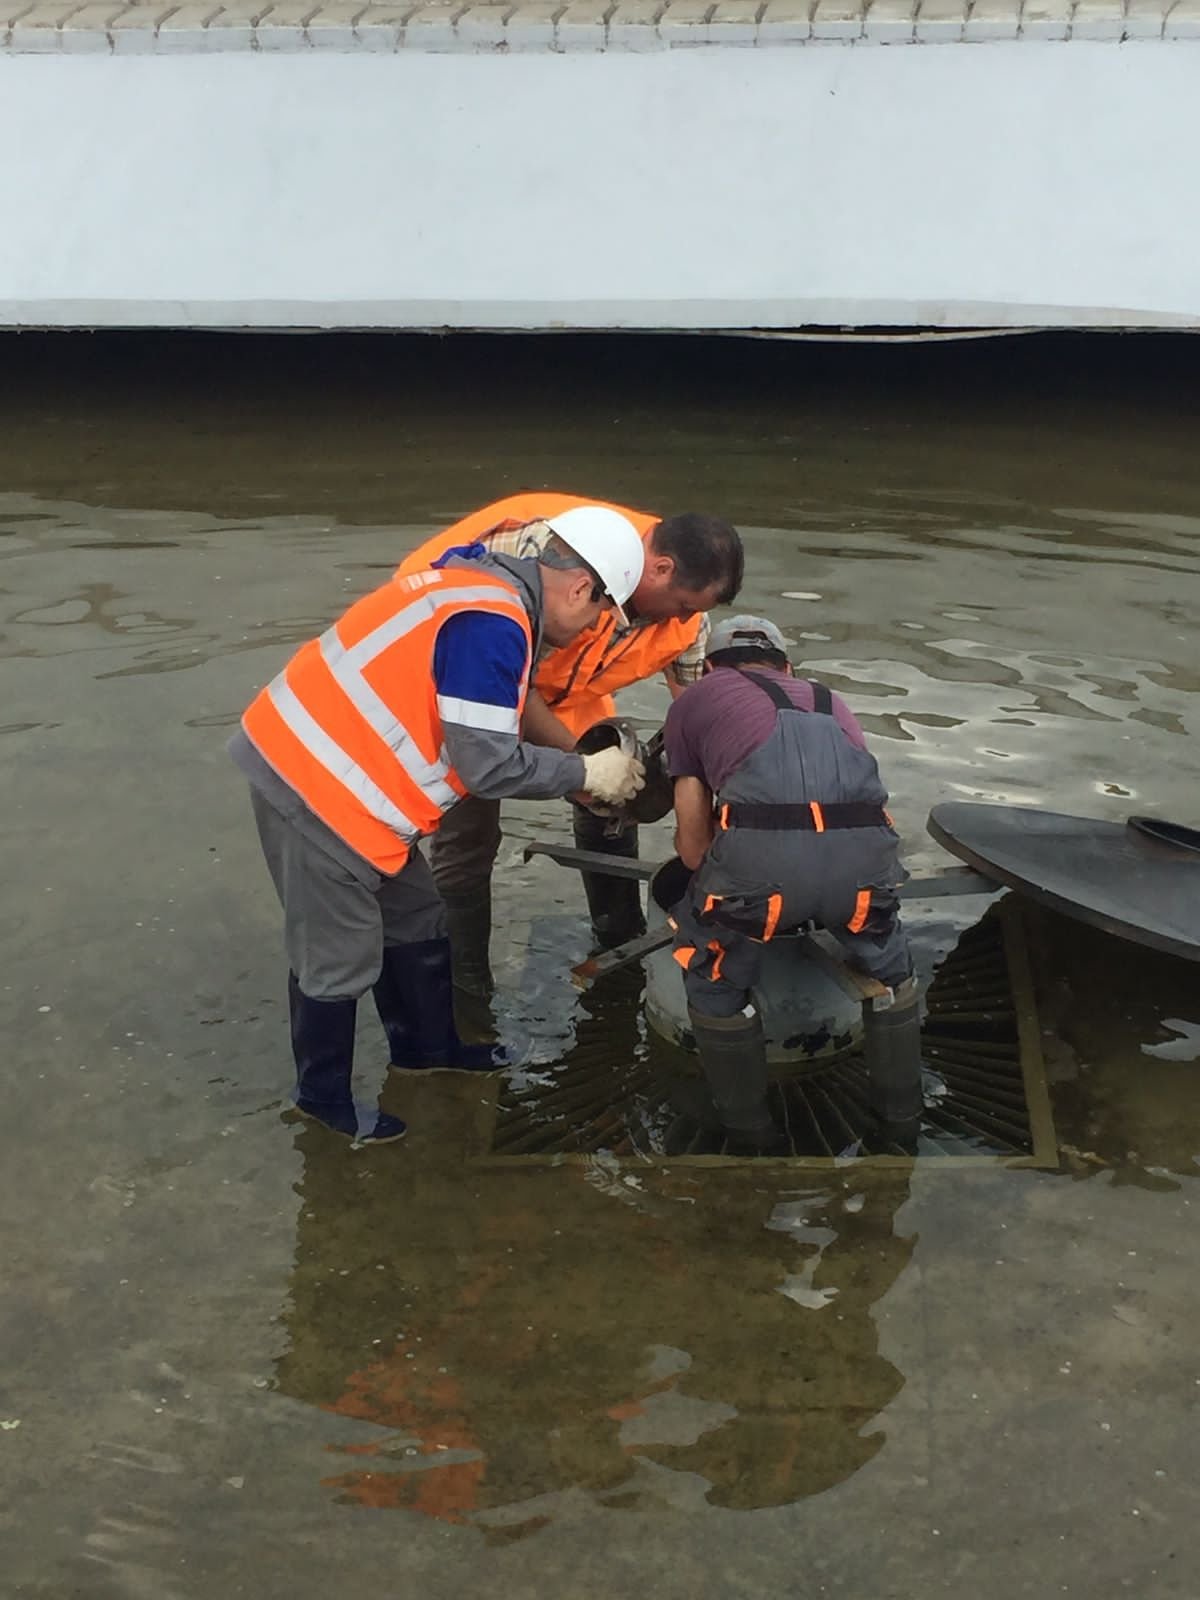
[929,802,1200,963]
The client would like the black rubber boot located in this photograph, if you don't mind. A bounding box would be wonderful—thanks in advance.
[572,805,647,950]
[378,939,508,1073]
[440,884,495,1001]
[662,1079,726,1156]
[687,1006,790,1157]
[438,884,498,1042]
[288,973,406,1143]
[862,976,924,1148]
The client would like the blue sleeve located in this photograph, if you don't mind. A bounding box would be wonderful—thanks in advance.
[433,610,587,800]
[433,612,530,734]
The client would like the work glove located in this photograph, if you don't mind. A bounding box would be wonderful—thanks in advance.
[580,747,646,806]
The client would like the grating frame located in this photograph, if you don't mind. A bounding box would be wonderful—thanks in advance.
[471,895,1059,1170]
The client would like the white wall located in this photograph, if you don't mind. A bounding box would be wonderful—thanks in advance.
[2,44,1197,330]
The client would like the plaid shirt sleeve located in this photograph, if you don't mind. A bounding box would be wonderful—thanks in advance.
[665,612,709,685]
[481,520,554,562]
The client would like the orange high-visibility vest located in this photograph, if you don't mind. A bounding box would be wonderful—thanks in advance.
[397,492,704,741]
[241,564,533,874]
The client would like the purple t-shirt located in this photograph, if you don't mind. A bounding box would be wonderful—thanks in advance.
[664,666,868,794]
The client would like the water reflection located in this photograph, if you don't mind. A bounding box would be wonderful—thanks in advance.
[1026,906,1200,1186]
[275,1120,914,1532]
[267,907,917,1528]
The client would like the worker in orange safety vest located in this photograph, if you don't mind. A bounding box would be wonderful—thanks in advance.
[396,492,744,1027]
[230,508,648,1143]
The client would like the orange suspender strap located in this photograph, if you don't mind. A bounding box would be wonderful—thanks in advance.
[673,945,697,971]
[707,941,725,982]
[809,801,826,833]
[847,889,871,935]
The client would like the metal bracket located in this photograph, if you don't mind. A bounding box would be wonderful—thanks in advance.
[522,843,658,881]
[899,865,999,900]
[570,927,676,988]
[526,840,1001,989]
[799,930,891,1002]
[525,841,997,898]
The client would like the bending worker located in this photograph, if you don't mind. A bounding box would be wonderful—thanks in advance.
[397,491,743,1020]
[230,508,648,1143]
[662,615,923,1154]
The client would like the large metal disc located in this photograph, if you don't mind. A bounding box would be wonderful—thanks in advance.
[928,802,1200,963]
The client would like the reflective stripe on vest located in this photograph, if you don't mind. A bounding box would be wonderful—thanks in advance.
[242,570,532,874]
[397,492,700,742]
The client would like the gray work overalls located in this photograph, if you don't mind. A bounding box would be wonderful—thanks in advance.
[672,672,913,1018]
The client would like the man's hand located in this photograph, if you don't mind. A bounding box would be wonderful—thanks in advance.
[580,748,646,806]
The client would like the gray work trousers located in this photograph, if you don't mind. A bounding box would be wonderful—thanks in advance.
[675,826,913,1019]
[428,792,642,939]
[251,788,446,1000]
[430,793,504,894]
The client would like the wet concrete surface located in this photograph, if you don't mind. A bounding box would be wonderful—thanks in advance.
[2,333,1199,1597]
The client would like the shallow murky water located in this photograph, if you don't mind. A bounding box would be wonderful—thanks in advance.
[3,334,1199,1597]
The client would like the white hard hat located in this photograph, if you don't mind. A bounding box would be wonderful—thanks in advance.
[545,506,645,629]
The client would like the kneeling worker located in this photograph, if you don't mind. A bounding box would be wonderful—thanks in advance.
[230,509,648,1142]
[663,615,923,1154]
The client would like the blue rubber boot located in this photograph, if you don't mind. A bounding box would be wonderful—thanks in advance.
[289,973,407,1142]
[371,957,420,1065]
[377,940,509,1073]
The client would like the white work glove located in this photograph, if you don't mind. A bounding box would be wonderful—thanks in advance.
[580,747,646,807]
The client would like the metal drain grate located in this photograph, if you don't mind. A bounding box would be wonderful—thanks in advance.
[475,896,1057,1167]
[919,898,1055,1159]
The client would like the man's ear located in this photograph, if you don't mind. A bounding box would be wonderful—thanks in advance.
[784,661,795,677]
